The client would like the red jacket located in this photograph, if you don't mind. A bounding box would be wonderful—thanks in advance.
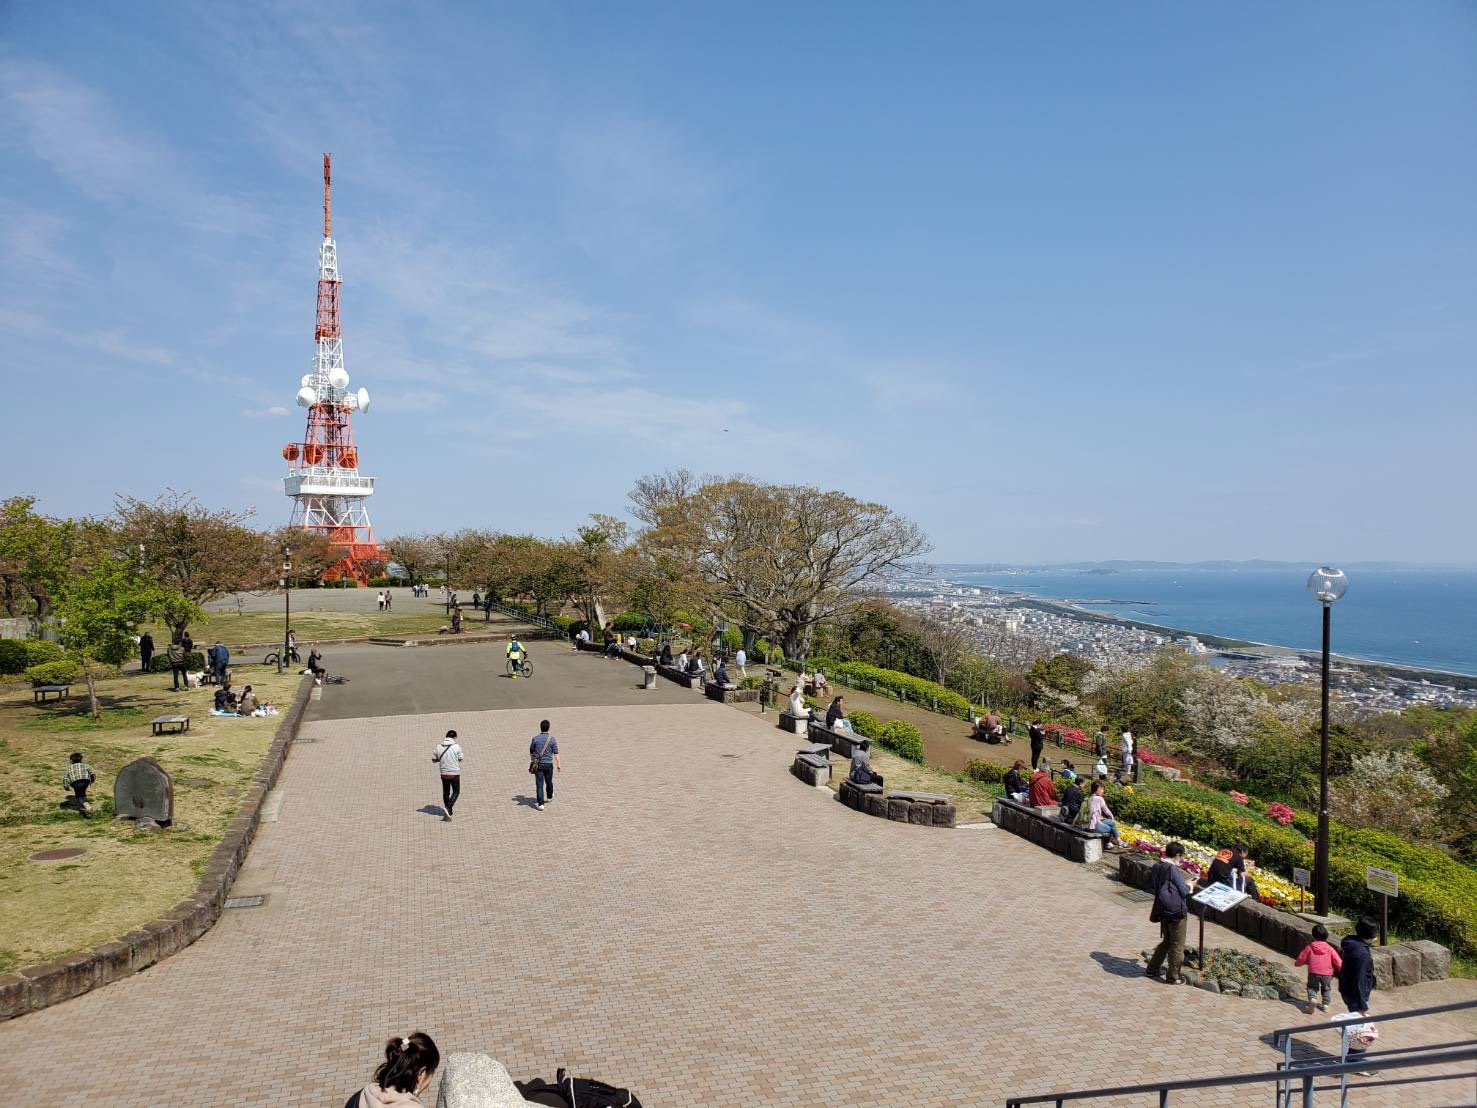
[1027,770,1058,806]
[1296,939,1342,977]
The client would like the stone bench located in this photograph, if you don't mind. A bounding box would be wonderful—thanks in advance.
[991,795,1108,863]
[151,714,190,736]
[797,742,832,760]
[1115,853,1450,980]
[808,720,870,758]
[790,751,832,787]
[33,684,69,705]
[839,778,956,827]
[705,682,759,704]
[778,709,811,736]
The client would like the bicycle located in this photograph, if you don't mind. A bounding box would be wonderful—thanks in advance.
[263,647,301,667]
[506,656,533,679]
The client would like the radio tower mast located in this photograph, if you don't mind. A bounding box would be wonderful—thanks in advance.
[282,154,380,585]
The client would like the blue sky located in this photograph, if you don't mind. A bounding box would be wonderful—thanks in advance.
[3,1,1474,563]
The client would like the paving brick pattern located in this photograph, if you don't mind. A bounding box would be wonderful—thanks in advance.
[2,657,1471,1106]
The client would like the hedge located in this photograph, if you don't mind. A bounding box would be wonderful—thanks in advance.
[148,652,206,673]
[0,638,64,674]
[26,659,80,686]
[848,709,879,740]
[876,720,925,763]
[964,758,1008,784]
[1117,793,1477,957]
[807,658,975,718]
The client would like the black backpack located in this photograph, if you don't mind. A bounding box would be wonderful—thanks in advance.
[1153,863,1187,922]
[517,1069,643,1107]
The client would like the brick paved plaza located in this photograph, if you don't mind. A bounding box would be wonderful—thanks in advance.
[1,642,1471,1106]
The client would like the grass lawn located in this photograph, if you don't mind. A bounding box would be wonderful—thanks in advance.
[142,608,499,648]
[0,665,304,974]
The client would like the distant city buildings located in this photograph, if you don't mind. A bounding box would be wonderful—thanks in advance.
[884,576,1477,713]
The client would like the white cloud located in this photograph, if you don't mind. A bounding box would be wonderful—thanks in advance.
[243,405,290,418]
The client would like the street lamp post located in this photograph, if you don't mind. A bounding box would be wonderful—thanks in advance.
[280,547,293,675]
[444,551,452,614]
[1307,566,1348,917]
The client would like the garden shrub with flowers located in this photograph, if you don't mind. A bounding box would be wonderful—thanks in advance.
[1118,826,1305,910]
[1266,802,1297,826]
[1044,724,1180,768]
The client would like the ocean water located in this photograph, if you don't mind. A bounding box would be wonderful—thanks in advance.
[951,567,1477,676]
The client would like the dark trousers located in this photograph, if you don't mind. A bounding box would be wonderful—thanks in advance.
[534,763,554,804]
[141,655,152,674]
[1147,915,1188,982]
[71,780,91,815]
[170,663,187,690]
[1030,742,1044,769]
[441,774,460,815]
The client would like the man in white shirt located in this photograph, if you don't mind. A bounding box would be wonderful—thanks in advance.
[735,647,747,679]
[432,729,463,822]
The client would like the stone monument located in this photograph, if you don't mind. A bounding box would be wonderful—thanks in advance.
[114,757,173,827]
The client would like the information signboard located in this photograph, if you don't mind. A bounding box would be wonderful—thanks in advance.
[1292,867,1310,888]
[1366,866,1399,898]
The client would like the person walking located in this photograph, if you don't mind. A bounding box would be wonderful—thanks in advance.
[138,631,154,674]
[451,607,462,635]
[1028,721,1045,769]
[432,729,463,822]
[344,1032,440,1108]
[1120,729,1135,780]
[63,752,97,817]
[1146,841,1192,984]
[1339,916,1379,1038]
[167,638,188,691]
[529,719,560,811]
[735,646,747,679]
[384,589,392,611]
[1295,923,1343,1015]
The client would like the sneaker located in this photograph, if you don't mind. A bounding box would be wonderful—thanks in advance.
[536,803,545,811]
[441,814,451,822]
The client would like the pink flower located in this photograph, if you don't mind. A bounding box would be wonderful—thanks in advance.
[1267,802,1297,825]
[1229,790,1248,805]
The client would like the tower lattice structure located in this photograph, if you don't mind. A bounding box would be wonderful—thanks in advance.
[282,154,380,585]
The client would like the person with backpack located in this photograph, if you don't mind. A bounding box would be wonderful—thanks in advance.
[344,1032,440,1107]
[529,719,560,811]
[432,730,463,822]
[1339,916,1379,1024]
[1058,774,1084,824]
[1145,841,1192,984]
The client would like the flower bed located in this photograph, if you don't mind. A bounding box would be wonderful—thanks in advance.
[1044,725,1179,769]
[1118,826,1304,911]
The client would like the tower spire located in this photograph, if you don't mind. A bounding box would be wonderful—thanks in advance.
[283,155,380,586]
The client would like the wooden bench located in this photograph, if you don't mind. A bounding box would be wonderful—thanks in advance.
[808,720,870,758]
[151,714,190,736]
[33,684,69,705]
[990,795,1108,863]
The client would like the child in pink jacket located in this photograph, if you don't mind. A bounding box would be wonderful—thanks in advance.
[1295,923,1344,1014]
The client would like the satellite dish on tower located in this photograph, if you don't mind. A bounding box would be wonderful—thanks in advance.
[297,386,317,407]
[300,374,313,387]
[357,387,370,412]
[328,367,350,391]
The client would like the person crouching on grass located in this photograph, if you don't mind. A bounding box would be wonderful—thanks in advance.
[63,753,96,817]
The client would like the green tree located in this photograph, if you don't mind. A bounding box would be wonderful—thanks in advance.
[1418,711,1477,859]
[55,558,192,719]
[0,496,110,630]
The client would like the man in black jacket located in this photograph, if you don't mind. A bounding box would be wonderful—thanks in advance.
[1028,722,1045,769]
[1339,916,1379,1017]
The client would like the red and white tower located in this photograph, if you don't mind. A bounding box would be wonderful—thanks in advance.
[282,154,381,585]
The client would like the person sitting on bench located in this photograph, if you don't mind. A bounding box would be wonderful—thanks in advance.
[1027,765,1058,807]
[825,695,847,729]
[685,653,705,676]
[787,684,810,720]
[1003,759,1029,802]
[1058,774,1085,824]
[813,671,828,693]
[849,747,884,789]
[658,641,673,666]
[713,661,731,686]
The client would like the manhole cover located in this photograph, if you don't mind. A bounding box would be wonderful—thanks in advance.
[1118,889,1154,903]
[181,777,212,787]
[224,895,266,909]
[29,848,86,862]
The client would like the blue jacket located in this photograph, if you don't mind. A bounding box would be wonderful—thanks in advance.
[1338,935,1375,1010]
[210,644,229,669]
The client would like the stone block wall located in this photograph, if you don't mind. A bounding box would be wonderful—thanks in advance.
[837,778,956,828]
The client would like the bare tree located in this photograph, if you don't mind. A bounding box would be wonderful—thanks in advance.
[632,475,931,662]
[903,609,975,686]
[383,533,440,588]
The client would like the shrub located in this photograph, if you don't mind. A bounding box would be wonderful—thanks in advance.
[148,651,206,672]
[807,658,974,718]
[964,758,1007,784]
[1,638,65,673]
[25,659,80,686]
[876,720,925,763]
[1117,792,1477,957]
[848,710,879,739]
[739,676,765,691]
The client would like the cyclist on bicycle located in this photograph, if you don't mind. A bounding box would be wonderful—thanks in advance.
[507,637,527,678]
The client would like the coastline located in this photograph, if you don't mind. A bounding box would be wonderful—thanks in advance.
[999,592,1477,690]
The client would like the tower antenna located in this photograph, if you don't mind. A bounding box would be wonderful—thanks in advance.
[323,153,332,239]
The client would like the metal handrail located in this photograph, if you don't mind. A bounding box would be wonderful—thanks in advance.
[1272,997,1477,1108]
[482,600,563,635]
[1003,1045,1477,1106]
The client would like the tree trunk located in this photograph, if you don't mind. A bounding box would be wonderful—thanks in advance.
[84,661,99,721]
[170,621,188,645]
[742,627,758,655]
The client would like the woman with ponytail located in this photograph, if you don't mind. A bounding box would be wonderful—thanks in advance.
[345,1032,441,1107]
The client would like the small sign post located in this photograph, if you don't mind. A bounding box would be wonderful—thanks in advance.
[1190,883,1250,970]
[1366,866,1399,946]
[1292,867,1311,914]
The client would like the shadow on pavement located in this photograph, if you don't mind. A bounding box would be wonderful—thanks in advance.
[510,795,540,809]
[1091,951,1148,979]
[416,805,447,817]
